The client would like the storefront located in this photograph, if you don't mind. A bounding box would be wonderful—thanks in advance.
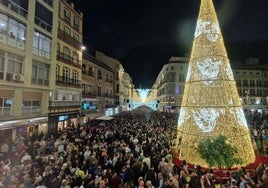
[48,111,80,133]
[0,116,48,144]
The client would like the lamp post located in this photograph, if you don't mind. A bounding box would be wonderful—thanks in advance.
[245,89,250,105]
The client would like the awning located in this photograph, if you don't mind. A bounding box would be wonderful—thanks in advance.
[95,115,114,120]
[0,116,48,130]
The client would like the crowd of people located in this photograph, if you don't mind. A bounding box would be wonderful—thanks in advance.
[0,110,268,188]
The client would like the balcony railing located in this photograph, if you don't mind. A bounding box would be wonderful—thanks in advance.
[57,51,81,68]
[22,106,41,114]
[0,0,28,18]
[57,28,82,50]
[35,16,52,32]
[56,75,81,88]
[82,91,97,97]
[0,107,12,117]
[49,101,81,108]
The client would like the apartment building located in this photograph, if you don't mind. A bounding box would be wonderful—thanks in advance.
[48,0,83,132]
[0,0,83,142]
[154,57,188,113]
[154,57,268,114]
[94,51,134,114]
[232,58,268,114]
[0,0,58,141]
[81,52,115,121]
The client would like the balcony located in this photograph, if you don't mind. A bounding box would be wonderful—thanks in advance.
[0,107,12,117]
[102,93,114,98]
[57,51,81,68]
[0,0,28,18]
[49,101,81,110]
[56,75,81,88]
[35,16,52,32]
[0,31,25,50]
[22,106,41,115]
[82,91,97,98]
[57,28,82,50]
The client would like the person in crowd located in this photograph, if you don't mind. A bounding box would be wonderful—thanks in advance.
[0,111,264,188]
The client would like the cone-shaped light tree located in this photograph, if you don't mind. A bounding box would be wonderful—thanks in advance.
[175,0,255,167]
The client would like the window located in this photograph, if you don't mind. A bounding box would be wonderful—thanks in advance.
[82,64,86,74]
[33,31,51,58]
[53,90,58,100]
[73,71,78,84]
[63,47,70,60]
[257,89,262,96]
[256,80,262,87]
[56,65,59,80]
[22,100,41,114]
[97,70,102,79]
[89,67,94,76]
[106,74,109,82]
[74,16,80,30]
[63,67,70,82]
[57,43,60,51]
[31,60,50,86]
[73,52,78,64]
[0,97,13,116]
[35,2,52,32]
[0,50,5,72]
[84,84,93,94]
[98,86,101,96]
[64,26,70,35]
[243,80,248,87]
[250,80,255,87]
[7,53,23,74]
[64,8,71,23]
[0,13,26,41]
[73,33,79,41]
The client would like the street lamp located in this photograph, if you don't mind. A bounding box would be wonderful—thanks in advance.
[245,89,250,105]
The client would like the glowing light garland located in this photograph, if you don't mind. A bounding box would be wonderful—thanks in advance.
[197,58,221,85]
[174,0,255,167]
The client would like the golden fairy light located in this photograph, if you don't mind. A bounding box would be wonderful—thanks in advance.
[174,0,255,167]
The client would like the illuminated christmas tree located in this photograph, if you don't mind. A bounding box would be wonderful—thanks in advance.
[175,0,255,167]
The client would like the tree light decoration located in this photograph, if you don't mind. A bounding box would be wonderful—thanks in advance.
[174,0,255,167]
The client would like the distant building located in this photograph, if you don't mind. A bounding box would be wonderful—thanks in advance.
[232,57,268,114]
[154,56,268,114]
[81,52,115,120]
[154,57,188,113]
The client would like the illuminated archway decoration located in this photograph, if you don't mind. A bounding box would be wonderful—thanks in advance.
[129,89,158,111]
[175,0,255,167]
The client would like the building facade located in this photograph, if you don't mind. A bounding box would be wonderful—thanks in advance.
[232,58,268,114]
[154,57,268,114]
[47,0,83,132]
[0,0,84,142]
[81,52,115,121]
[0,0,58,142]
[154,57,188,113]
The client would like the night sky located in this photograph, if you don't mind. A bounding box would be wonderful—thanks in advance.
[68,0,268,88]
